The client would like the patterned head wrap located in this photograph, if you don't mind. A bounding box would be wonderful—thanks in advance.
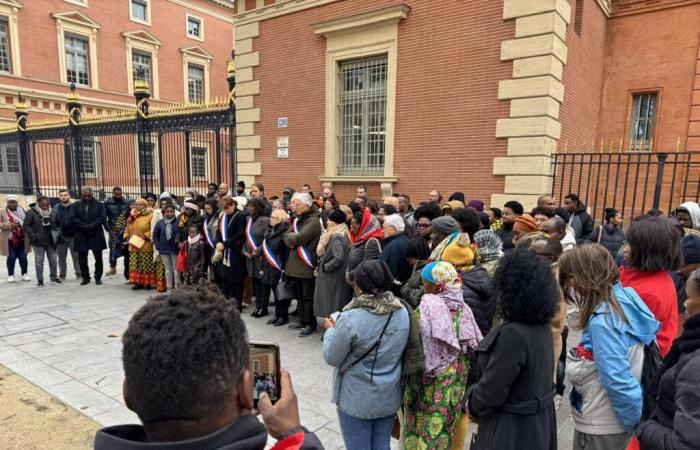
[421,261,462,293]
[350,208,383,244]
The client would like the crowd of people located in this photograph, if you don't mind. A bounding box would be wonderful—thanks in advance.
[2,183,700,450]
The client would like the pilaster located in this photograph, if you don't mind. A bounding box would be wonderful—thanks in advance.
[234,21,261,181]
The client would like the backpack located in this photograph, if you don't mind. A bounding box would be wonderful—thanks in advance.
[640,340,663,420]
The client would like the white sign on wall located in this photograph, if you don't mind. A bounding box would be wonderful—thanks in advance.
[277,136,289,147]
[277,148,289,159]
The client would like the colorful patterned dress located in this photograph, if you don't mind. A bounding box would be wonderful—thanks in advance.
[403,308,470,450]
[124,209,157,287]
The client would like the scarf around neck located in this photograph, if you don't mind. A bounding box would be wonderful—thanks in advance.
[163,216,176,241]
[6,207,26,247]
[317,222,350,256]
[188,233,202,245]
[34,205,51,220]
[350,209,383,244]
[343,291,402,315]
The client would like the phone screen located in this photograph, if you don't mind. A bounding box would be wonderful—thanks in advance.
[250,342,281,408]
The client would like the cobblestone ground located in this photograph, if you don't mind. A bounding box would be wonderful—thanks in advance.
[0,252,577,449]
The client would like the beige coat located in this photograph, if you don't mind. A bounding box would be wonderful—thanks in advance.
[0,207,31,256]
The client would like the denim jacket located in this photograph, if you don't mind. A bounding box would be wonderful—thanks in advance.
[323,304,409,419]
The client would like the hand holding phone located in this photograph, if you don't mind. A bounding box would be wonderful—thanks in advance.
[258,370,301,440]
[250,342,281,409]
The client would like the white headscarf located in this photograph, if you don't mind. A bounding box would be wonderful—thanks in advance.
[680,202,700,229]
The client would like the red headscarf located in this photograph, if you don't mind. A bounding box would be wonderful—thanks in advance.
[350,208,384,244]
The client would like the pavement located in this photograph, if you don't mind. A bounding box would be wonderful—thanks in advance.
[0,251,577,449]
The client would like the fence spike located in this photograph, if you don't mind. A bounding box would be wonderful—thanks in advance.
[563,140,568,154]
[676,136,681,152]
[600,138,604,153]
[649,137,654,152]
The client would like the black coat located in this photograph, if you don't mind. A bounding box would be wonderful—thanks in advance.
[53,203,76,237]
[467,322,556,450]
[260,222,289,286]
[104,197,128,233]
[380,233,411,283]
[217,211,247,284]
[23,207,61,248]
[347,237,381,276]
[569,201,594,244]
[70,199,107,252]
[460,266,495,337]
[496,222,515,251]
[586,224,625,256]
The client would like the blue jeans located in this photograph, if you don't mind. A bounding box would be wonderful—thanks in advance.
[6,240,28,276]
[337,409,395,450]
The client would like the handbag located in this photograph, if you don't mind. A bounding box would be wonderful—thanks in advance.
[128,234,146,249]
[176,242,188,273]
[275,277,296,302]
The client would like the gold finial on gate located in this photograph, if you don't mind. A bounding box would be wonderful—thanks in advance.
[676,136,681,152]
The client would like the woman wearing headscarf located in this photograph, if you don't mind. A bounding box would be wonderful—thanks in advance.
[1,194,31,282]
[347,209,383,278]
[202,198,220,281]
[512,213,540,247]
[466,247,559,450]
[245,197,271,318]
[323,260,410,450]
[216,196,247,310]
[400,237,431,307]
[112,199,135,281]
[314,209,353,319]
[403,261,482,450]
[263,209,291,325]
[124,198,156,290]
[473,228,503,276]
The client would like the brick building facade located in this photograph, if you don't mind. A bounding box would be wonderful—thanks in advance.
[232,0,700,210]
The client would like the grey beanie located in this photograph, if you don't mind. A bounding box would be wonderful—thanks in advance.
[431,216,459,234]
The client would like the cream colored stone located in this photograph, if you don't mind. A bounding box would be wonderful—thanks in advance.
[496,117,562,139]
[312,4,410,35]
[235,22,259,40]
[498,76,564,102]
[503,0,572,24]
[236,122,255,136]
[237,175,256,187]
[513,55,563,80]
[236,52,259,69]
[380,182,394,198]
[490,193,542,211]
[236,80,260,96]
[237,135,260,149]
[235,38,254,55]
[237,162,262,176]
[515,12,567,40]
[504,175,554,195]
[493,156,552,176]
[237,108,260,123]
[501,35,568,64]
[235,95,254,110]
[237,149,256,162]
[510,97,561,119]
[236,67,254,83]
[506,137,559,156]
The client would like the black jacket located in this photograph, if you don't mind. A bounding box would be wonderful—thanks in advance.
[380,233,411,283]
[637,315,700,450]
[460,266,494,337]
[496,222,515,251]
[104,197,129,233]
[569,201,594,244]
[467,322,556,450]
[70,199,107,252]
[53,202,76,237]
[586,224,625,256]
[23,207,61,248]
[94,415,323,450]
[260,222,290,286]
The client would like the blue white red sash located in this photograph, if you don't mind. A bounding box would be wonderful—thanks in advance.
[246,217,260,252]
[203,215,216,249]
[262,239,283,272]
[219,212,231,266]
[292,218,315,268]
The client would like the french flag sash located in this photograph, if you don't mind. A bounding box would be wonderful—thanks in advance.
[246,217,260,252]
[203,215,217,249]
[262,239,283,273]
[219,212,231,266]
[292,218,315,268]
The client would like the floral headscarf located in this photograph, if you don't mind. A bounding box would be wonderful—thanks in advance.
[420,261,463,294]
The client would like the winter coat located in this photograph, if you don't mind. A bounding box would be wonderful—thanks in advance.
[124,212,154,253]
[184,239,206,285]
[283,208,321,279]
[0,207,31,256]
[217,211,247,284]
[69,199,107,252]
[587,224,626,256]
[467,321,557,450]
[401,260,427,307]
[620,267,678,356]
[569,201,595,244]
[380,233,411,283]
[244,215,270,280]
[496,222,515,251]
[314,233,353,317]
[94,414,323,450]
[347,237,381,277]
[566,284,659,434]
[637,316,700,450]
[104,197,128,233]
[260,222,289,286]
[53,202,76,237]
[152,218,179,255]
[459,266,494,337]
[323,300,410,419]
[23,207,61,248]
[178,212,204,244]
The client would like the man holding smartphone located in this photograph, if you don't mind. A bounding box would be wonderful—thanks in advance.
[93,284,323,450]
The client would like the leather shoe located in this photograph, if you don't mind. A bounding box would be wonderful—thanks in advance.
[95,279,103,285]
[290,309,298,316]
[251,310,260,318]
[266,317,279,325]
[299,327,316,337]
[273,319,289,327]
[80,279,90,286]
[288,322,305,330]
[132,284,144,290]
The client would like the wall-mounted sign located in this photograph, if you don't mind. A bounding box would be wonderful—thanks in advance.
[277,136,289,147]
[277,117,288,128]
[277,148,289,159]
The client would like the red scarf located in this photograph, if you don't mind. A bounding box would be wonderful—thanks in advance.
[6,209,25,247]
[350,208,383,244]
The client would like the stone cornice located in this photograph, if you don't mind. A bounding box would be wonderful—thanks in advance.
[312,4,410,35]
[235,0,340,25]
[611,0,700,16]
[596,0,612,16]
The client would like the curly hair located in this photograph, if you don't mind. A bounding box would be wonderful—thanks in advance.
[493,246,558,324]
[413,202,442,222]
[122,283,249,424]
[451,207,482,240]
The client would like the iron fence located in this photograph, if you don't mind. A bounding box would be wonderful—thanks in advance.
[551,151,700,222]
[0,56,237,201]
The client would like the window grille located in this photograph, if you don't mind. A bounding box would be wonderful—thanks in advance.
[629,93,657,151]
[191,146,207,179]
[338,56,387,175]
[132,52,151,86]
[188,65,204,103]
[65,35,89,86]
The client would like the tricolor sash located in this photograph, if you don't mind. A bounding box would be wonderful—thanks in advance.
[203,215,216,249]
[219,212,231,266]
[292,218,315,268]
[262,239,283,273]
[246,217,260,252]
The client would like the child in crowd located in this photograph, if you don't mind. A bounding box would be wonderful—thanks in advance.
[152,205,179,292]
[183,224,206,285]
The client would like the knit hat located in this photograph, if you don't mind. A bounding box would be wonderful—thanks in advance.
[514,214,538,233]
[682,235,700,265]
[442,200,465,212]
[183,200,199,212]
[5,194,19,203]
[467,200,485,212]
[440,234,475,270]
[431,216,459,234]
[474,229,503,262]
[159,192,172,201]
[328,209,346,225]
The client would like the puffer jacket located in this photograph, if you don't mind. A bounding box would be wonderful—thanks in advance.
[587,224,625,256]
[567,283,660,434]
[459,266,494,337]
[569,201,595,244]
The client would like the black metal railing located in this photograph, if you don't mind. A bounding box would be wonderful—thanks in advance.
[552,151,700,222]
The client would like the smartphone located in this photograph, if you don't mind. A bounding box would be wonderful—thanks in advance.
[250,342,281,408]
